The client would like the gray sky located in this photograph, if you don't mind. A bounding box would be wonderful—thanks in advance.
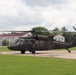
[0,0,76,31]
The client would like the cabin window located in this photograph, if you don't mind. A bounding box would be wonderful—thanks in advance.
[13,39,19,45]
[45,41,48,46]
[13,39,24,46]
[20,40,25,45]
[35,41,39,44]
[15,40,21,45]
[28,40,31,44]
[40,41,44,44]
[21,40,28,45]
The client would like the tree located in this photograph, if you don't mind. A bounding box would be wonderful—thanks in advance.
[53,27,59,31]
[51,27,61,35]
[60,26,75,42]
[2,39,9,46]
[32,26,51,36]
[62,32,74,42]
[61,26,67,32]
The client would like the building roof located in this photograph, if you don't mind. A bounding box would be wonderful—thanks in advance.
[0,32,28,37]
[54,34,65,37]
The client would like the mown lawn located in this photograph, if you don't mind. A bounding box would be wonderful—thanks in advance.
[0,46,10,51]
[70,47,76,50]
[0,55,76,75]
[0,47,76,75]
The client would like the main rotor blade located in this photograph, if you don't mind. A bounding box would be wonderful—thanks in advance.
[0,30,41,32]
[0,30,32,32]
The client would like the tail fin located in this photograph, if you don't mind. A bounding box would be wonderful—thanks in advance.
[71,26,76,46]
[71,34,76,46]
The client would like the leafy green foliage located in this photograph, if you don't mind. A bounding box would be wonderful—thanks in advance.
[61,26,68,32]
[62,32,75,42]
[52,27,61,35]
[53,27,59,31]
[51,31,61,35]
[32,26,51,36]
[51,26,75,42]
[32,26,75,42]
[2,39,9,46]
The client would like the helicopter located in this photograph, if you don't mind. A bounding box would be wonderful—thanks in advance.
[5,26,76,54]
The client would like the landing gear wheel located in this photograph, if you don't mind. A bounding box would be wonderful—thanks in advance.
[32,50,36,54]
[21,50,26,54]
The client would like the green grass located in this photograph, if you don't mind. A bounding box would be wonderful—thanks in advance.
[0,55,76,75]
[0,46,10,51]
[70,47,76,50]
[0,47,76,75]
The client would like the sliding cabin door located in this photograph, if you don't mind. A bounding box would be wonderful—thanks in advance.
[35,40,48,50]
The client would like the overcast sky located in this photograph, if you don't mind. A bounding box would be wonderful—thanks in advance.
[0,0,76,31]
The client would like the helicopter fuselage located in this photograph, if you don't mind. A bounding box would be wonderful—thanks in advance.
[8,35,73,54]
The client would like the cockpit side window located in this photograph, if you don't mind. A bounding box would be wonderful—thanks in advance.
[13,40,18,43]
[12,39,19,45]
[12,39,24,46]
[15,40,21,45]
[20,40,25,45]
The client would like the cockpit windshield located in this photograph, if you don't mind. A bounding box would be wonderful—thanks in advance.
[12,39,25,46]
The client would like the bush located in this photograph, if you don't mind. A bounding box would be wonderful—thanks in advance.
[2,39,9,46]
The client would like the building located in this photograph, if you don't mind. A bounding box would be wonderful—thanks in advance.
[0,32,31,45]
[53,34,65,42]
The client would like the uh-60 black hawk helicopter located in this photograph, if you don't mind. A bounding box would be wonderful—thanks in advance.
[5,26,76,54]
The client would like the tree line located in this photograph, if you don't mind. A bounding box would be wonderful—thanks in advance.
[32,26,75,42]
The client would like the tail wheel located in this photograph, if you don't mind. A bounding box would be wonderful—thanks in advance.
[66,49,71,53]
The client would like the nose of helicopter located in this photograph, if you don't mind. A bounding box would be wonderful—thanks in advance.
[7,46,14,50]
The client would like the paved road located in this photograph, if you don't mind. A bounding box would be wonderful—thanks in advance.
[1,50,76,59]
